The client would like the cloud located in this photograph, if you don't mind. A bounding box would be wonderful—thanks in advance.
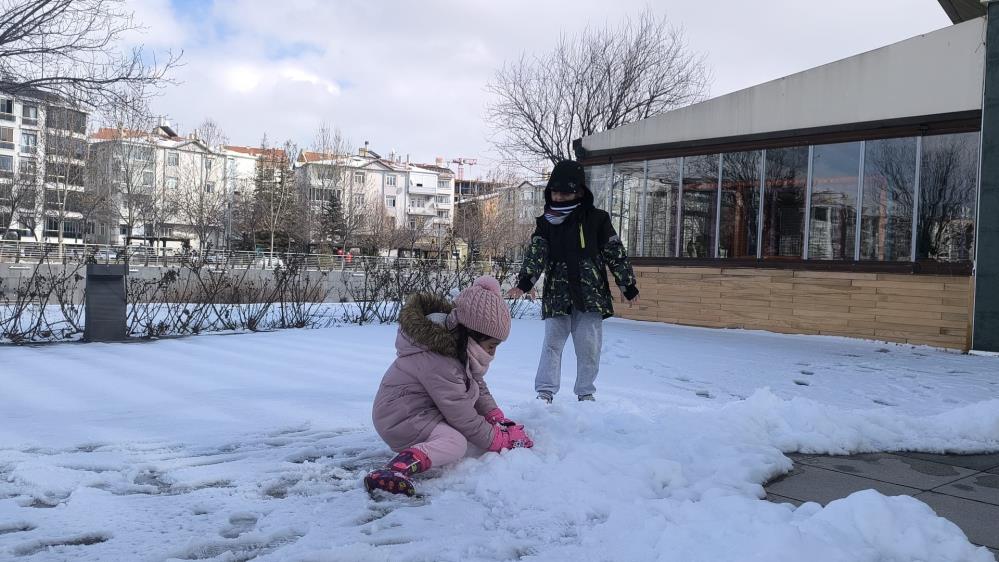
[131,0,950,176]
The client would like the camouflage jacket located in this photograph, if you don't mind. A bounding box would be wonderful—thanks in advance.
[516,199,638,320]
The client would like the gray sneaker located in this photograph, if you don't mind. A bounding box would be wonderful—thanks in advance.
[537,391,553,404]
[577,394,595,402]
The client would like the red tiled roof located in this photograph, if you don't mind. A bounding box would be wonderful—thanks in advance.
[298,150,340,163]
[225,145,287,159]
[89,127,148,141]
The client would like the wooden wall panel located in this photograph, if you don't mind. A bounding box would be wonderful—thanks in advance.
[618,266,973,350]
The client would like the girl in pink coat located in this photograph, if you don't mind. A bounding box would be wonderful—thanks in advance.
[365,276,534,496]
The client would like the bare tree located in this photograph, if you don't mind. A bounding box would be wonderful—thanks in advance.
[169,119,227,251]
[486,9,709,172]
[88,93,158,251]
[0,0,181,110]
[0,161,39,240]
[306,123,351,251]
[253,136,298,257]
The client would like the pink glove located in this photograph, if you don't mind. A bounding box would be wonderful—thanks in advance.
[487,424,534,452]
[484,408,516,427]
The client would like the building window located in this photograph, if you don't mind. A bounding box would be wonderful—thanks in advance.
[205,158,213,171]
[610,162,643,252]
[762,146,808,258]
[353,171,365,185]
[0,126,13,150]
[386,175,396,187]
[680,155,719,258]
[18,157,36,177]
[166,176,178,190]
[718,151,762,259]
[0,99,13,120]
[20,132,37,154]
[21,104,38,125]
[46,107,86,134]
[206,181,215,193]
[438,179,449,190]
[408,220,417,229]
[860,137,916,261]
[807,142,861,260]
[352,193,365,207]
[167,152,179,166]
[522,191,533,201]
[386,196,396,208]
[142,170,155,187]
[0,155,12,174]
[917,132,979,262]
[435,195,449,204]
[642,159,680,257]
[437,210,449,219]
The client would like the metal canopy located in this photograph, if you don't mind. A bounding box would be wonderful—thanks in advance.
[938,0,987,23]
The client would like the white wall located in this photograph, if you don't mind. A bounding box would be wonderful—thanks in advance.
[582,17,986,153]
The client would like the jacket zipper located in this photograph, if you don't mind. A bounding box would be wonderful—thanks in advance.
[578,223,586,249]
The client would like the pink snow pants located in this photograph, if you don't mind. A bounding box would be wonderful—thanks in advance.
[412,422,468,468]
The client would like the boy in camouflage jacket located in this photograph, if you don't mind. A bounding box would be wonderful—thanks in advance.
[507,160,639,402]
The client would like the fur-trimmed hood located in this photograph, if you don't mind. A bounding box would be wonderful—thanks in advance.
[397,293,458,358]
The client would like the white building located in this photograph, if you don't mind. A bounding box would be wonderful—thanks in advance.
[0,87,88,244]
[295,146,455,254]
[88,124,227,250]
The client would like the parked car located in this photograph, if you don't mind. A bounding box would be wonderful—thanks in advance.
[251,256,286,269]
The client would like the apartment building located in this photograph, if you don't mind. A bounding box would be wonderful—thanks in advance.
[88,123,226,250]
[295,145,455,254]
[0,87,88,244]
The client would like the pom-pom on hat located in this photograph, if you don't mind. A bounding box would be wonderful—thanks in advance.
[450,276,512,341]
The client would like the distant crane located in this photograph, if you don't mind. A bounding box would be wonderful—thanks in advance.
[450,157,477,180]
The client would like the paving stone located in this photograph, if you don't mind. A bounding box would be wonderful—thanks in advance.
[915,492,999,549]
[764,492,802,507]
[932,473,999,506]
[896,452,999,472]
[795,453,976,491]
[764,464,921,506]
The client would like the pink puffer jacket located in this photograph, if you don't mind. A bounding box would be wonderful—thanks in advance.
[371,294,499,451]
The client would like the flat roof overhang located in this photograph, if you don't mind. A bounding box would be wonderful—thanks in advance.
[579,17,986,163]
[938,0,987,23]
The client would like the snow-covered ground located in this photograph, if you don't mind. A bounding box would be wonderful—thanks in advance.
[1,318,997,561]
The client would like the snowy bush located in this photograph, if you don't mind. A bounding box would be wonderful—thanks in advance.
[0,254,535,343]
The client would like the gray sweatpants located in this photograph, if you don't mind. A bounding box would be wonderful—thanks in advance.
[535,310,603,397]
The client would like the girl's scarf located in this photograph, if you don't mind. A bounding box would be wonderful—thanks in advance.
[466,338,495,377]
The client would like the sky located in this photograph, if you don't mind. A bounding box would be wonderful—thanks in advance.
[125,0,952,177]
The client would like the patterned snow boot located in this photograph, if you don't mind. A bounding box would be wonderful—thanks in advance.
[537,391,553,404]
[363,448,431,497]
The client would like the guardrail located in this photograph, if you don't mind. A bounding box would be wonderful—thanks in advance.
[0,241,520,273]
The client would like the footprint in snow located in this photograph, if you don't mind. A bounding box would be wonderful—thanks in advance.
[219,513,258,539]
[792,380,810,386]
[12,533,110,557]
[800,370,814,376]
[0,522,36,535]
[695,390,713,399]
[872,399,896,407]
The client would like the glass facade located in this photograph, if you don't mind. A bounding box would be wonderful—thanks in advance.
[861,138,917,261]
[917,132,979,262]
[584,131,979,264]
[680,154,719,258]
[763,147,808,258]
[719,151,761,258]
[808,142,860,260]
[644,158,680,257]
[611,162,644,254]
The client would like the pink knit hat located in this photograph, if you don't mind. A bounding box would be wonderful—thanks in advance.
[450,276,512,341]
